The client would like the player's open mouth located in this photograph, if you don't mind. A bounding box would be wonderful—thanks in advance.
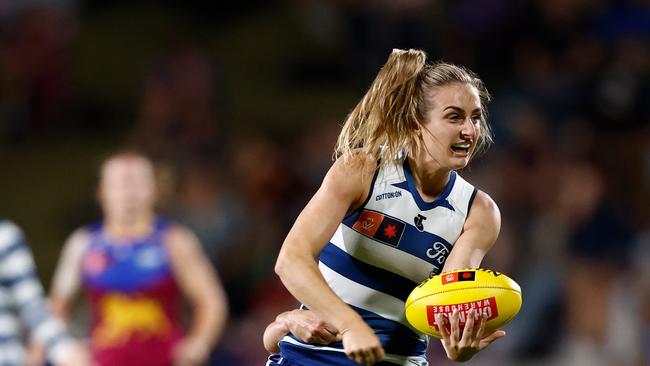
[450,142,471,155]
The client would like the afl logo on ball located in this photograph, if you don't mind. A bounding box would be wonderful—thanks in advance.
[442,271,476,284]
[442,273,457,284]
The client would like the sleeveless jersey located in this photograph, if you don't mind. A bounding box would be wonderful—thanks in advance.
[275,160,477,366]
[81,218,184,366]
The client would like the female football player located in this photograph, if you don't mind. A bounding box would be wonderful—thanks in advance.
[267,49,505,365]
[49,152,228,366]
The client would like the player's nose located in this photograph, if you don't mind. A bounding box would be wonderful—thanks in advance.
[460,119,477,139]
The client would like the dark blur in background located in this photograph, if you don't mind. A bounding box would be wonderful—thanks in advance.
[1,0,649,365]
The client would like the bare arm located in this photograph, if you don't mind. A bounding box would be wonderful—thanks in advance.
[442,191,501,272]
[166,225,228,366]
[50,229,90,321]
[437,190,505,362]
[275,153,385,365]
[263,319,290,354]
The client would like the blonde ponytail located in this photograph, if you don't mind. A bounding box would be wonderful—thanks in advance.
[335,48,493,165]
[335,49,427,164]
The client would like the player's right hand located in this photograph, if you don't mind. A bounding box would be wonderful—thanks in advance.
[340,322,384,366]
[173,337,210,366]
[57,342,90,366]
[435,308,506,362]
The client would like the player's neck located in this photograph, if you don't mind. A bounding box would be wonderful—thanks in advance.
[407,156,451,202]
[103,213,155,241]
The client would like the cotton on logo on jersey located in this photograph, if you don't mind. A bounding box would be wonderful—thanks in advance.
[352,210,406,247]
[375,191,403,201]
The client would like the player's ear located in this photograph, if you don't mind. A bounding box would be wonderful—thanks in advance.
[414,122,422,137]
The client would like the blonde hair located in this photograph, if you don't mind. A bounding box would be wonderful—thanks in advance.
[335,49,492,165]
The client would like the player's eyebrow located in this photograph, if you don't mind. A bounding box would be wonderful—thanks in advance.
[443,106,481,113]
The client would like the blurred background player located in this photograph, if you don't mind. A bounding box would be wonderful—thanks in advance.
[0,219,86,366]
[270,49,504,366]
[48,152,228,366]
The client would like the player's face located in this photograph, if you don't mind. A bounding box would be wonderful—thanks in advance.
[99,158,156,219]
[419,82,482,170]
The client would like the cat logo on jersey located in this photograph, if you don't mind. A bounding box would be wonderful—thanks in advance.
[352,210,405,247]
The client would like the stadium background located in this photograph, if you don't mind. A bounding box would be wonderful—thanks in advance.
[0,0,648,365]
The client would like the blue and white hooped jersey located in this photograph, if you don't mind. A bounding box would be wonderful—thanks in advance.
[276,160,478,366]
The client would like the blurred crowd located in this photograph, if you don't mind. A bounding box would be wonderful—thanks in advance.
[1,0,649,365]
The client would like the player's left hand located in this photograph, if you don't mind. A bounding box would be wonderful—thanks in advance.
[435,308,506,362]
[173,337,210,366]
[278,309,341,345]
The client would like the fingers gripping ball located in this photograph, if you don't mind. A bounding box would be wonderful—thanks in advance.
[405,268,522,339]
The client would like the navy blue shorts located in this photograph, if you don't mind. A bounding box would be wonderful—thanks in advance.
[265,341,401,366]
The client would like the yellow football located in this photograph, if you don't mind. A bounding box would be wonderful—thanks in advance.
[405,268,522,339]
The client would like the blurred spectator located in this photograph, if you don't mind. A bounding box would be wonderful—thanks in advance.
[130,45,222,166]
[0,4,77,139]
[173,163,246,265]
[217,134,296,315]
